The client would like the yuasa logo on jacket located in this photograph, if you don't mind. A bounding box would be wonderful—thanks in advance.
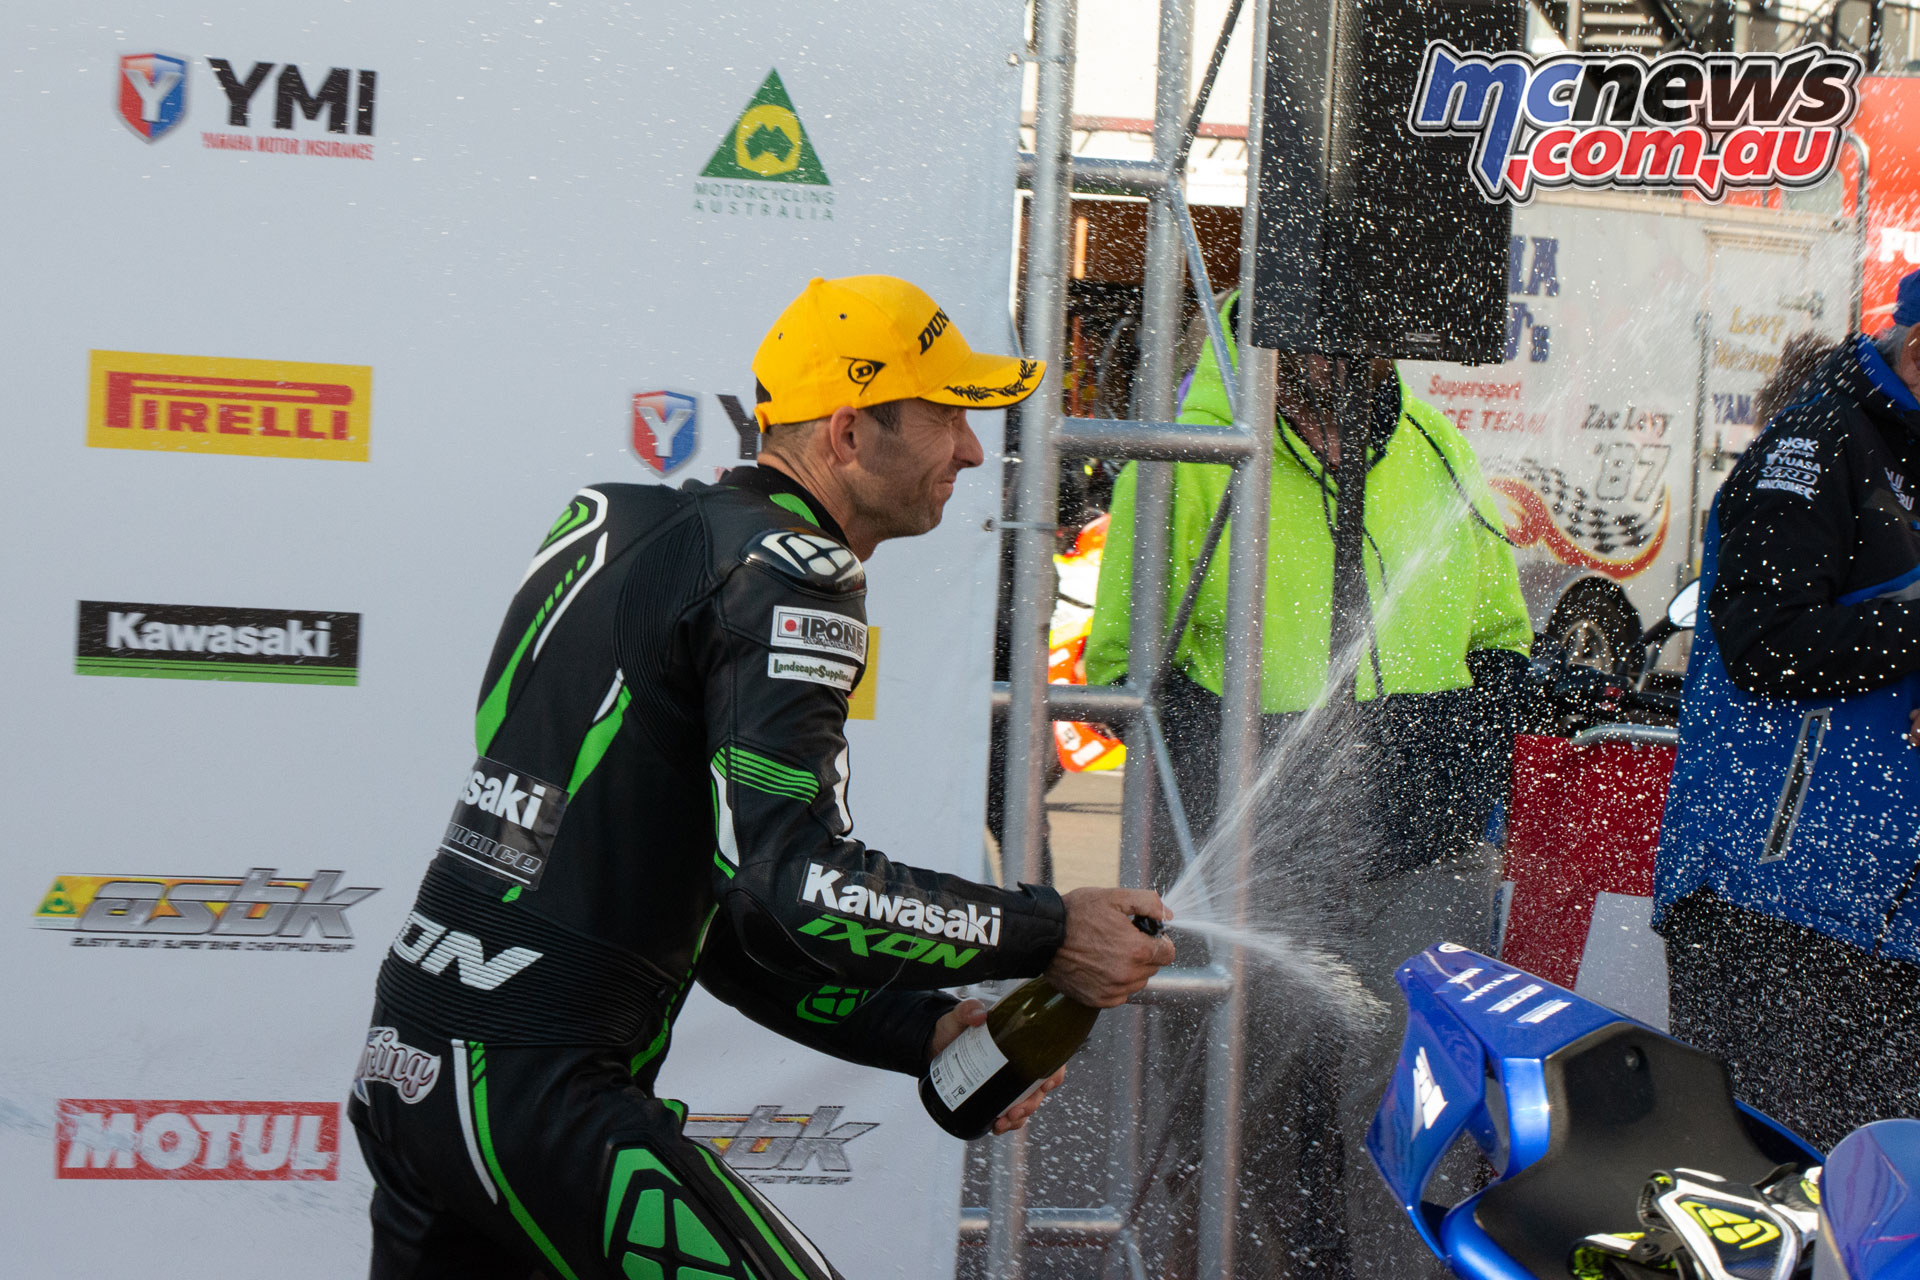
[56,1099,340,1180]
[75,600,360,684]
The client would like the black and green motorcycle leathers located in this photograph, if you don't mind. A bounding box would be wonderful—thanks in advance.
[349,466,1067,1280]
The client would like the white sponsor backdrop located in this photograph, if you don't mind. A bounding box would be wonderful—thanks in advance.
[0,3,1024,1276]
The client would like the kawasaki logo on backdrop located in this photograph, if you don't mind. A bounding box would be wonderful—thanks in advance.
[692,68,835,222]
[75,600,359,684]
[33,869,378,953]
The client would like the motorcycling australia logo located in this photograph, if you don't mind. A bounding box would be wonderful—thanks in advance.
[684,1105,877,1186]
[693,68,835,222]
[33,868,378,952]
[75,600,360,685]
[1409,44,1863,203]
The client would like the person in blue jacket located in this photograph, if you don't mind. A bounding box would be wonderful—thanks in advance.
[1656,269,1920,1151]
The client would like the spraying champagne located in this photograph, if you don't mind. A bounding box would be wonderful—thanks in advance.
[920,914,1165,1140]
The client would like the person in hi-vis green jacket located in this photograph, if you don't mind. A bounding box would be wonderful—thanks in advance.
[1092,297,1534,1280]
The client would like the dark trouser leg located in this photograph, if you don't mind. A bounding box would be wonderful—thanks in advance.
[1665,893,1920,1153]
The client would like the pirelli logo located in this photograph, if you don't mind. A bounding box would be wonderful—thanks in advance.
[87,350,372,462]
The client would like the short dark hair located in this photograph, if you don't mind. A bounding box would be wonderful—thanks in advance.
[866,399,903,432]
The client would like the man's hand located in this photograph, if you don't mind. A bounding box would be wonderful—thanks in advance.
[1043,887,1175,1008]
[927,1000,1063,1135]
[1908,708,1919,750]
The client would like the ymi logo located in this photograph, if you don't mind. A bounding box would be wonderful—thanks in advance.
[683,1106,878,1185]
[115,50,379,159]
[75,600,360,685]
[33,869,378,952]
[118,54,189,142]
[1409,43,1863,202]
[631,390,699,476]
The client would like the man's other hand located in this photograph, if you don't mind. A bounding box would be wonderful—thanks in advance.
[1908,708,1919,749]
[1043,887,1175,1008]
[928,999,1064,1135]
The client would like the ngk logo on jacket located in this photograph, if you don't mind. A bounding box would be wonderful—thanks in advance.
[56,1099,340,1180]
[439,757,568,890]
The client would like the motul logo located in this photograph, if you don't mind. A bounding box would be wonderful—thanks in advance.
[56,1100,339,1180]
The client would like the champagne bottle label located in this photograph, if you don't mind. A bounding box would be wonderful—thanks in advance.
[927,1022,1009,1110]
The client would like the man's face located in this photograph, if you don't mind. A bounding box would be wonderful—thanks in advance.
[847,399,983,541]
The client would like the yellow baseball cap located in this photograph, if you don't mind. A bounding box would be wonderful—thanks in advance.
[751,275,1045,428]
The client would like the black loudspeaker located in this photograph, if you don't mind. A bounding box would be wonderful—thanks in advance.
[1250,0,1523,361]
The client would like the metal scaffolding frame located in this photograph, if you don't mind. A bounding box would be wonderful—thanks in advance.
[968,0,1277,1272]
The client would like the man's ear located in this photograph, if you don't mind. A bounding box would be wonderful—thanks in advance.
[1903,325,1920,376]
[823,405,861,464]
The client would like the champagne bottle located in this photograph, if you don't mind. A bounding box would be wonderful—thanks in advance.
[920,915,1162,1140]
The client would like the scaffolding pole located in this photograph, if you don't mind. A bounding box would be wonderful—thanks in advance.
[1106,0,1193,1274]
[988,0,1077,1273]
[1198,0,1273,1271]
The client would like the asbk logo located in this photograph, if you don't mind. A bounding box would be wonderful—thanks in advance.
[354,1027,441,1104]
[632,390,698,475]
[1409,43,1863,203]
[56,1099,340,1180]
[34,868,377,952]
[684,1106,877,1186]
[119,54,188,142]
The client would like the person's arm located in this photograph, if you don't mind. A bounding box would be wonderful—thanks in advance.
[1711,420,1920,698]
[1448,423,1534,659]
[698,529,1068,990]
[696,925,957,1075]
[1084,462,1139,688]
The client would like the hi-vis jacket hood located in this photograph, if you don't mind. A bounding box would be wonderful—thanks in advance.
[1086,304,1532,714]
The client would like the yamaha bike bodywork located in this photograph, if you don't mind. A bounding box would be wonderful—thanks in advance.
[1368,944,1920,1280]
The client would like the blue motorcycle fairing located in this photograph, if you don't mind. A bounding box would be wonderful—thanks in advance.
[1819,1120,1920,1280]
[1369,943,1823,1279]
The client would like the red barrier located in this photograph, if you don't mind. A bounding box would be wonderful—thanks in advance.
[1499,733,1677,989]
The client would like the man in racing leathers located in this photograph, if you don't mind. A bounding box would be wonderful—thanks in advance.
[347,275,1174,1280]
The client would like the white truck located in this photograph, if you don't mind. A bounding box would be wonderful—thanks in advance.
[1401,188,1862,671]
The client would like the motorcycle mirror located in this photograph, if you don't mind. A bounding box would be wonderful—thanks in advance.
[1667,579,1700,630]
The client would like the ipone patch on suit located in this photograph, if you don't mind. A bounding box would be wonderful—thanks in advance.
[770,606,868,662]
